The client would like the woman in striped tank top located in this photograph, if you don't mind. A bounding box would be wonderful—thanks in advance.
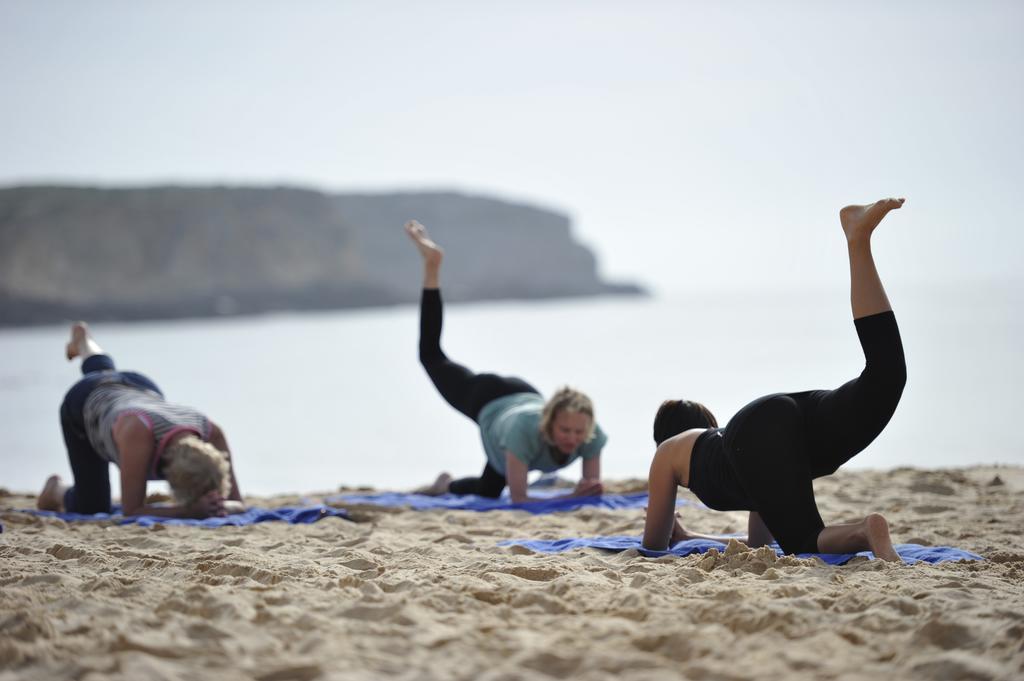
[36,322,244,518]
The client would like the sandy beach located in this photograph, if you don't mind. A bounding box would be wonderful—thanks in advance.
[2,465,1022,681]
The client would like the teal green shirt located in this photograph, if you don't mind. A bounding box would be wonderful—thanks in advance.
[477,393,607,476]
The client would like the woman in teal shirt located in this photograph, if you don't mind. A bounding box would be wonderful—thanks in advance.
[406,220,606,502]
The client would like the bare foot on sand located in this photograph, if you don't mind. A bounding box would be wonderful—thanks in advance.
[840,198,905,243]
[415,472,452,496]
[37,475,68,512]
[864,513,901,562]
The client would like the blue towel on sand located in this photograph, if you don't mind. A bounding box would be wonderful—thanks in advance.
[19,505,348,528]
[500,536,983,565]
[328,490,697,514]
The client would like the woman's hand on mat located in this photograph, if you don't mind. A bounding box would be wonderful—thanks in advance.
[572,478,603,497]
[187,490,227,518]
[670,515,694,544]
[668,514,746,545]
[222,500,246,515]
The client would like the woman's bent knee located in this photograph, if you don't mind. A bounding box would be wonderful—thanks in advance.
[893,357,908,394]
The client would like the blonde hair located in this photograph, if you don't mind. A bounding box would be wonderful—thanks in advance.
[539,386,596,444]
[162,435,230,507]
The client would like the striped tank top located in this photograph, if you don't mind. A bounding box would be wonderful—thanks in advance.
[83,382,212,480]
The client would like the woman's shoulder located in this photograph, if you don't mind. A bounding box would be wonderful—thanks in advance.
[586,423,609,450]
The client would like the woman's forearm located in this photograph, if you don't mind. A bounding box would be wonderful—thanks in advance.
[226,464,242,501]
[122,503,194,518]
[642,453,679,550]
[208,423,242,501]
[642,510,675,550]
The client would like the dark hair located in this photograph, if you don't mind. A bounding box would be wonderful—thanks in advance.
[653,399,718,445]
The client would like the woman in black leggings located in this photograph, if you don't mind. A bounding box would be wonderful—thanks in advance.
[642,198,907,560]
[405,220,607,503]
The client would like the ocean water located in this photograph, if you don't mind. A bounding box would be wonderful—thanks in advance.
[2,283,1021,496]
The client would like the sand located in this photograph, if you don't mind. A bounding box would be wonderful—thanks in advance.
[2,465,1023,681]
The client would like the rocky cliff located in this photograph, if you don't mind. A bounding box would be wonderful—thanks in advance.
[0,186,644,325]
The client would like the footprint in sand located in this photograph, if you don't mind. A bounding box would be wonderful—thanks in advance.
[1,611,56,643]
[185,622,231,641]
[110,632,188,659]
[496,565,563,582]
[908,480,957,496]
[632,632,697,663]
[910,651,1005,680]
[45,544,97,561]
[335,554,379,571]
[509,591,568,614]
[910,616,981,651]
[911,504,956,514]
[337,602,406,622]
[519,650,583,677]
[195,560,284,586]
[255,664,323,681]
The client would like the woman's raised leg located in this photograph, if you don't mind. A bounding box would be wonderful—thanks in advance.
[405,220,538,420]
[808,199,908,560]
[800,199,908,476]
[406,220,491,420]
[840,198,904,318]
[406,219,444,291]
[725,201,909,560]
[39,322,115,512]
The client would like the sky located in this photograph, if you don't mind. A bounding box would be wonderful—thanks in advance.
[1,0,1022,295]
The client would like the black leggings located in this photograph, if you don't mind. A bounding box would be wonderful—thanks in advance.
[419,289,539,497]
[721,311,907,554]
[60,355,163,514]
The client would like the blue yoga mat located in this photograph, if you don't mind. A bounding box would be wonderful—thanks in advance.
[328,490,699,514]
[499,535,983,565]
[18,505,349,528]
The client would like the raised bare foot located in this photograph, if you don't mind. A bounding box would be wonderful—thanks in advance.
[864,512,901,562]
[404,220,444,269]
[840,198,905,243]
[37,474,68,512]
[414,472,452,496]
[66,321,90,360]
